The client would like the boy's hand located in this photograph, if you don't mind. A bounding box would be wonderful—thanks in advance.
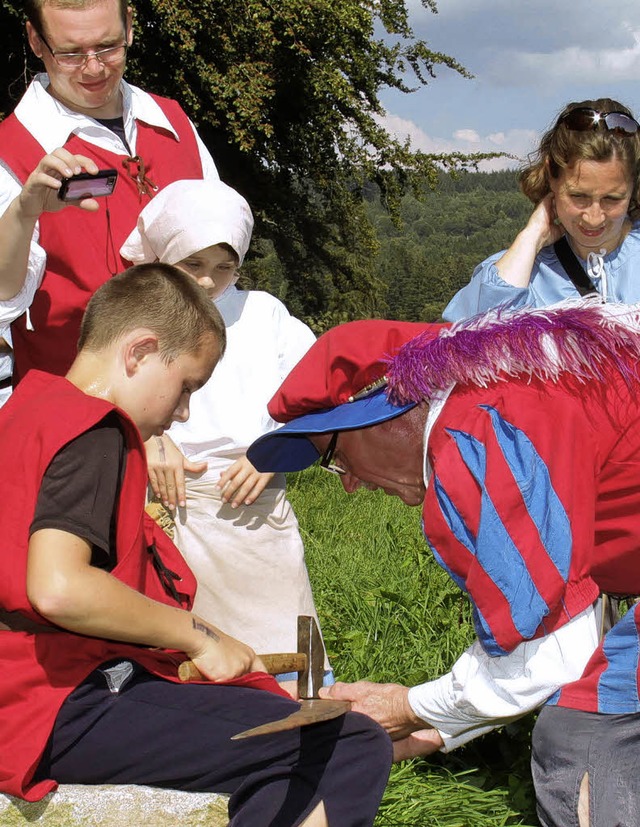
[18,149,102,218]
[145,434,207,510]
[216,455,274,508]
[187,617,266,682]
[28,531,268,675]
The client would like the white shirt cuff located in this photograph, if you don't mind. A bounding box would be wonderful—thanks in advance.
[407,604,599,752]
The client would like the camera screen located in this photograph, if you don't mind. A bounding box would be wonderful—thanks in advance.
[65,174,117,199]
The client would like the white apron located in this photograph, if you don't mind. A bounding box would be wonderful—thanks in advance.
[173,473,330,672]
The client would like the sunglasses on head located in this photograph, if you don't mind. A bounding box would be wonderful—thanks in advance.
[559,107,640,135]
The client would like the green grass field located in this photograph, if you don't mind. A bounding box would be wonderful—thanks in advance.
[287,467,539,827]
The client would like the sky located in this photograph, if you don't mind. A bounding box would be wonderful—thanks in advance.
[378,0,640,170]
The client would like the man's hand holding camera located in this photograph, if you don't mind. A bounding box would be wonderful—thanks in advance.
[18,148,102,219]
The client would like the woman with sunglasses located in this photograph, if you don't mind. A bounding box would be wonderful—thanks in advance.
[443,98,640,320]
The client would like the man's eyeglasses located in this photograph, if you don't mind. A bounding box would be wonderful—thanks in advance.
[38,31,128,69]
[319,432,346,476]
[559,108,640,136]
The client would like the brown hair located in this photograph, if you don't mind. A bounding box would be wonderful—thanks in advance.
[214,242,255,289]
[215,242,240,265]
[520,98,640,220]
[25,0,129,35]
[78,264,227,361]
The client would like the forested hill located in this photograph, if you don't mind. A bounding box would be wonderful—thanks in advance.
[243,168,532,329]
[367,169,531,322]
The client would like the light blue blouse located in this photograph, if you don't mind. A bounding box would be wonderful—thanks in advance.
[443,221,640,322]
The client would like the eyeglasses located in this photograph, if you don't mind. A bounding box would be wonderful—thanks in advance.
[38,31,128,69]
[319,432,346,476]
[559,108,640,136]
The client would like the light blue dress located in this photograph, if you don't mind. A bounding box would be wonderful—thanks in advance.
[443,221,640,321]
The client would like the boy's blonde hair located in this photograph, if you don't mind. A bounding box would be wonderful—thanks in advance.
[78,264,226,361]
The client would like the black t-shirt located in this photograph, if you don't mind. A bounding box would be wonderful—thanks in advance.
[30,413,126,571]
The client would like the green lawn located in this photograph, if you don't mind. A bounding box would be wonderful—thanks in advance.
[288,467,539,827]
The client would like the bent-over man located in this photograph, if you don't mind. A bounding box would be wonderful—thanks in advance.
[248,300,640,827]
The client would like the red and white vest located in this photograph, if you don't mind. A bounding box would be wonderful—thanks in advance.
[0,94,203,382]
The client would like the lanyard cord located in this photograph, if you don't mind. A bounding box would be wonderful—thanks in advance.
[106,154,159,277]
[105,202,119,277]
[122,154,158,199]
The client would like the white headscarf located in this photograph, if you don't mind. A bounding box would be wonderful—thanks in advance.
[120,179,254,266]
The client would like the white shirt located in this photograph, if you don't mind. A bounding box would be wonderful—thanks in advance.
[406,394,600,751]
[0,74,219,383]
[168,288,316,482]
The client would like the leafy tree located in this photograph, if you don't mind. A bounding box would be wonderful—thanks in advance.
[0,0,499,327]
[368,171,532,319]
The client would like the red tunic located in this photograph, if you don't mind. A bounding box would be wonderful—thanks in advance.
[0,372,282,801]
[0,94,203,382]
[423,367,640,657]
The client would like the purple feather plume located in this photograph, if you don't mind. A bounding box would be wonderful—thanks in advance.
[386,298,640,405]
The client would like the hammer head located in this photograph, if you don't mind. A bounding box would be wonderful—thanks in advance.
[231,698,351,739]
[297,615,324,699]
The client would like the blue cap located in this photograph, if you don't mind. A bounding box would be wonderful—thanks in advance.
[247,387,416,473]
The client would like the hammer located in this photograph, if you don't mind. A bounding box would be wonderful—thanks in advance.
[178,614,326,699]
[179,615,351,738]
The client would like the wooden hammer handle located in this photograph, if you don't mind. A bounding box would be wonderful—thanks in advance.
[261,652,308,675]
[178,652,308,682]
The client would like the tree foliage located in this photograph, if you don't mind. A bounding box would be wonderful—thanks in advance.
[0,0,501,324]
[368,170,531,321]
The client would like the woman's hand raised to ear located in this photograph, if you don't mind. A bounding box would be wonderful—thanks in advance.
[495,193,566,289]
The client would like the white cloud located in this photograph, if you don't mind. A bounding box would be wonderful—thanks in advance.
[453,129,480,143]
[376,113,538,171]
[491,28,640,86]
[377,3,640,169]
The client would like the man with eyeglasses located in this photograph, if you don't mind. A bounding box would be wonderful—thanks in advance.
[247,307,640,827]
[0,0,219,395]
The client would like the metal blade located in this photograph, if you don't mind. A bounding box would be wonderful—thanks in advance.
[231,699,351,740]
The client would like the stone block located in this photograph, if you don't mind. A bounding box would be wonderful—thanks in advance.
[0,785,229,826]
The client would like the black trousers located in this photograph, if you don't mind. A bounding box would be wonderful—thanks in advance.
[35,664,392,826]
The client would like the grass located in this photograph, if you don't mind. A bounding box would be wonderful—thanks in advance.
[287,467,539,827]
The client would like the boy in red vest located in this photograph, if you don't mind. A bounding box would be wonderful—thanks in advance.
[0,263,391,826]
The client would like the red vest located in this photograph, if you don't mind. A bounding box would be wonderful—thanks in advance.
[0,372,283,801]
[0,94,204,382]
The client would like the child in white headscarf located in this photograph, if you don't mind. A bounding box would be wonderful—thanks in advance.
[121,179,331,690]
